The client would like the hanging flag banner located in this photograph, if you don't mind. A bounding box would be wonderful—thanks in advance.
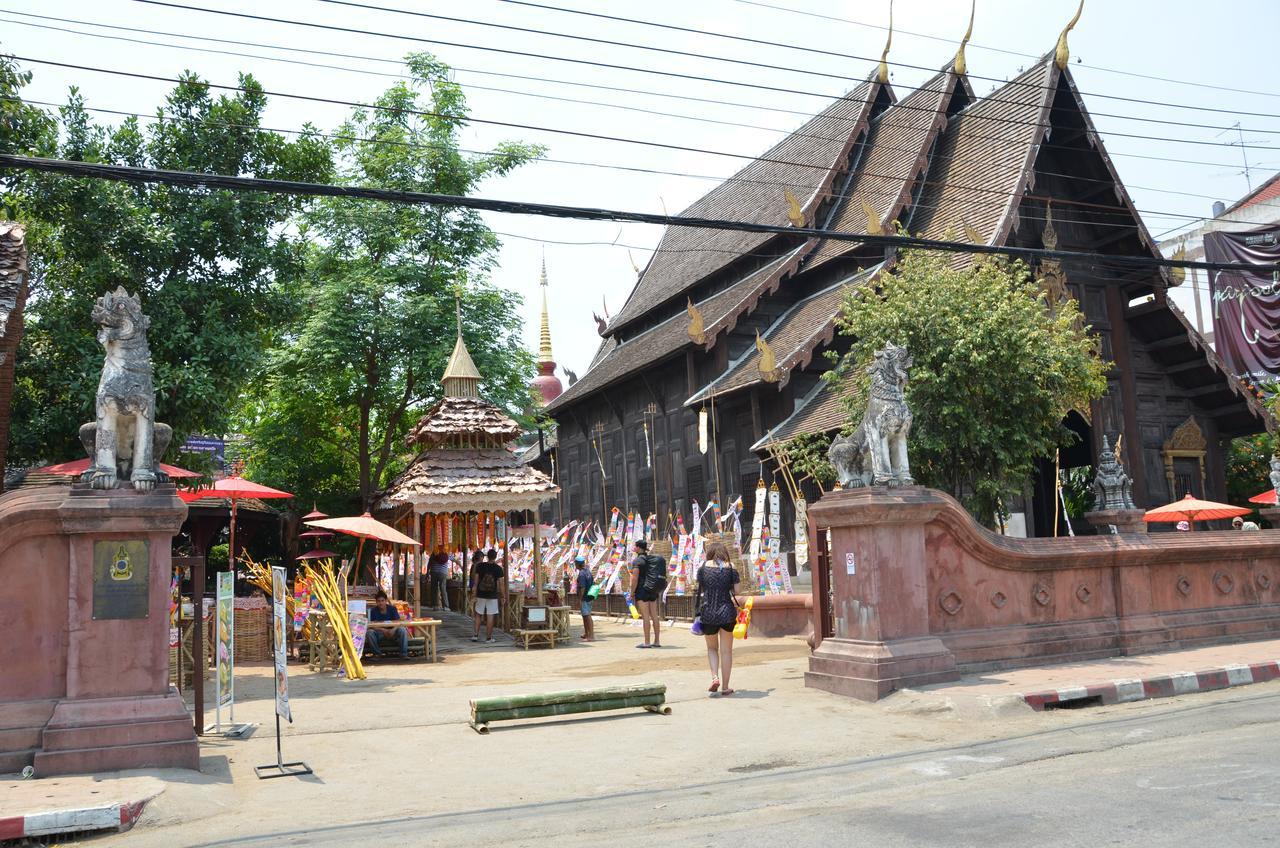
[748,480,766,569]
[698,408,709,454]
[215,571,234,710]
[271,566,292,723]
[794,497,810,567]
[1204,224,1280,383]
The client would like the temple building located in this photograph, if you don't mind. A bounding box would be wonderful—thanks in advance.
[543,24,1270,543]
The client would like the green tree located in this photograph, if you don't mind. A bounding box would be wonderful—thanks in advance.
[3,58,331,463]
[240,53,543,510]
[829,248,1109,523]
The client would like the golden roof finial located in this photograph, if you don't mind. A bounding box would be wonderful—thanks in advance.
[860,199,884,236]
[876,0,894,84]
[783,188,804,227]
[756,331,780,382]
[954,0,974,75]
[687,297,706,345]
[1042,201,1059,251]
[1168,239,1187,286]
[1055,0,1084,71]
[537,250,554,364]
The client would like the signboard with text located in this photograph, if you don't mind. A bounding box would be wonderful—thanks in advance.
[1205,224,1280,384]
[271,566,292,722]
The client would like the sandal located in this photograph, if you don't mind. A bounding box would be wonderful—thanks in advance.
[709,678,720,693]
[721,688,735,696]
[636,643,651,649]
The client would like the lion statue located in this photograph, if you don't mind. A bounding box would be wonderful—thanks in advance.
[828,343,914,488]
[79,288,171,491]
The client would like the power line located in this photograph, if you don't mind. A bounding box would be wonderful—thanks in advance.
[14,54,1272,232]
[734,0,1280,102]
[490,0,1280,122]
[6,9,1272,176]
[2,153,1274,276]
[127,0,1280,152]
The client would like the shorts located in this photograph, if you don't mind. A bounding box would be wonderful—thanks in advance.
[699,620,735,634]
[635,589,658,603]
[580,601,593,616]
[474,597,499,616]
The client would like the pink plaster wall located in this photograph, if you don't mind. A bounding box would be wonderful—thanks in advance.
[811,487,1280,679]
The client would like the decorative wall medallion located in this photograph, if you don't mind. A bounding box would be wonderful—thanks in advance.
[939,591,964,616]
[990,591,1008,609]
[1176,576,1192,597]
[1214,571,1234,595]
[1257,573,1272,591]
[1033,583,1052,607]
[1075,585,1092,604]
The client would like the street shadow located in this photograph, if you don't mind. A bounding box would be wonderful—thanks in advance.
[714,688,774,700]
[480,711,671,733]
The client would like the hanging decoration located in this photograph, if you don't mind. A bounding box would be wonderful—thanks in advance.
[698,407,709,455]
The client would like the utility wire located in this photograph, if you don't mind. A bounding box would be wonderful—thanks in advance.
[734,0,1280,102]
[5,9,1271,176]
[14,54,1271,231]
[128,0,1280,153]
[2,153,1274,276]
[477,0,1280,124]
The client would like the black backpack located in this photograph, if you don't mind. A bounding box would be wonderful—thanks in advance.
[642,554,668,594]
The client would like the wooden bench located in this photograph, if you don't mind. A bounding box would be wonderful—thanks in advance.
[510,628,557,650]
[469,683,670,733]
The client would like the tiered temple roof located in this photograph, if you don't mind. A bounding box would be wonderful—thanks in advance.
[550,49,1269,443]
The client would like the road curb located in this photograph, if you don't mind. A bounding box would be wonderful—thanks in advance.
[1019,660,1280,710]
[0,798,149,841]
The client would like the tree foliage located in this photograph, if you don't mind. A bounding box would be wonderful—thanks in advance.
[829,248,1110,523]
[3,58,332,463]
[239,54,544,510]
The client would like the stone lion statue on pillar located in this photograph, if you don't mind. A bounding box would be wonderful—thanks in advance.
[828,343,914,488]
[79,288,171,491]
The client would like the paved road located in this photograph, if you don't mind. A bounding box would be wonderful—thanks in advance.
[148,689,1280,848]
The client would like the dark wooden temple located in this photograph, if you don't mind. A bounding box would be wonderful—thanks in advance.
[542,49,1269,542]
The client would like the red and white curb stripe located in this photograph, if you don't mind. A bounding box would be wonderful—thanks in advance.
[0,799,148,840]
[1020,660,1280,711]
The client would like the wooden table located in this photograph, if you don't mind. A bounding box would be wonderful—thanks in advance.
[367,618,440,663]
[306,611,341,673]
[548,606,572,639]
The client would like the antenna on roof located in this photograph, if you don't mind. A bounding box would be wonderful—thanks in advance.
[954,0,974,75]
[876,0,894,84]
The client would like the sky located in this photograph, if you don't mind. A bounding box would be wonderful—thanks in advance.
[5,0,1280,381]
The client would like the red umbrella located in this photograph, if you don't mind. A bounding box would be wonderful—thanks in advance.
[304,512,419,584]
[32,457,201,479]
[186,476,294,571]
[296,549,339,561]
[298,530,334,539]
[1249,489,1277,505]
[1143,494,1250,529]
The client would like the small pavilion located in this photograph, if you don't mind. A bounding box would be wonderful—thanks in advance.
[377,302,559,613]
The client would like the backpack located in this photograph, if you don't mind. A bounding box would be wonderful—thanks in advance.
[642,554,668,594]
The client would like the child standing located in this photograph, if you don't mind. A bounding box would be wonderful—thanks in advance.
[575,555,596,642]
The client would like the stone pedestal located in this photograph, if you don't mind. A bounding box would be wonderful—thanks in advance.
[1259,507,1280,527]
[1084,508,1148,535]
[0,484,198,775]
[804,487,959,700]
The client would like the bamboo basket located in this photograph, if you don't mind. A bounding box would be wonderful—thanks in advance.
[234,606,272,662]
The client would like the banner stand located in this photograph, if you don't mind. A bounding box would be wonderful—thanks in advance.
[206,571,253,737]
[256,566,311,780]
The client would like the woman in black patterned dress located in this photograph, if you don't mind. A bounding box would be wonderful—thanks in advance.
[695,541,741,695]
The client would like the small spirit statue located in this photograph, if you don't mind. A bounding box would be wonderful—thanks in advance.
[1091,435,1135,511]
[828,343,914,488]
[79,288,171,491]
[1270,455,1280,493]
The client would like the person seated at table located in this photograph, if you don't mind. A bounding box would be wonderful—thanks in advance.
[367,590,408,658]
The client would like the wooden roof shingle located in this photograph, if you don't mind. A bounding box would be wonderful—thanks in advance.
[606,78,885,332]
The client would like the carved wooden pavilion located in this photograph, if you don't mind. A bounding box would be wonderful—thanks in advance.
[376,311,559,610]
[542,22,1270,540]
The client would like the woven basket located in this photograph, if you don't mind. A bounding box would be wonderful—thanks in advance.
[234,606,272,662]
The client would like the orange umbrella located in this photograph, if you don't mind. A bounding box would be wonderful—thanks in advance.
[304,512,420,584]
[185,476,294,571]
[1249,489,1277,505]
[1143,494,1250,528]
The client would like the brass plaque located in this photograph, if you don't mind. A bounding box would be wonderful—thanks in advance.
[93,540,150,619]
